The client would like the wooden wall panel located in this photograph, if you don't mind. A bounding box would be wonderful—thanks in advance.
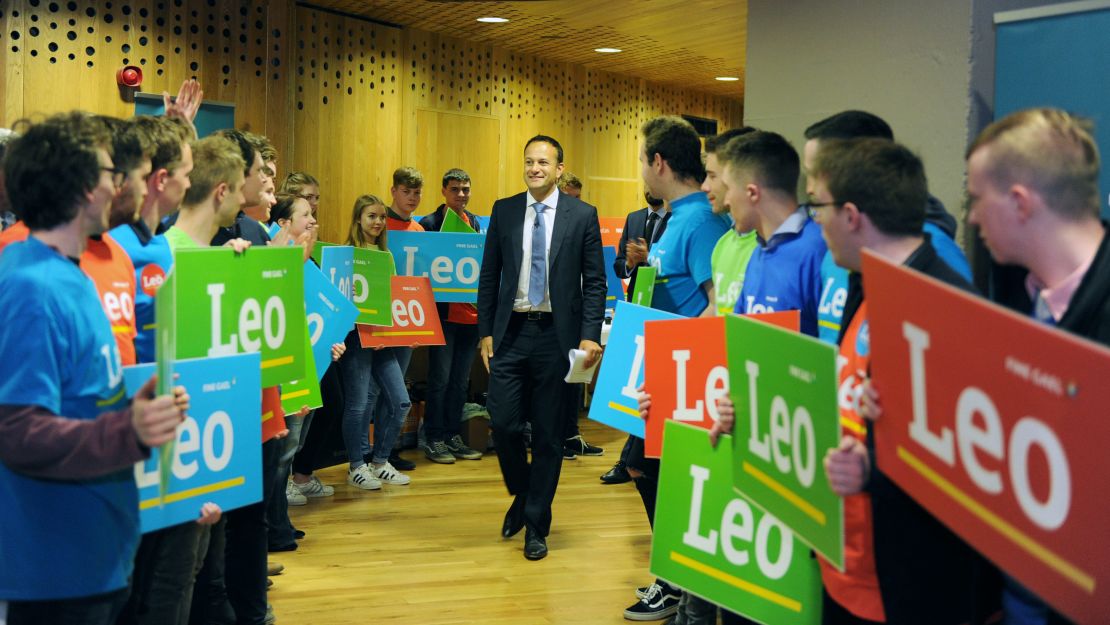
[290,6,403,244]
[4,2,741,237]
[0,0,292,167]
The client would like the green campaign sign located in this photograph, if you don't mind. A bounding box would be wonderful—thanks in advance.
[652,421,822,624]
[726,314,843,569]
[631,266,657,307]
[280,318,322,415]
[441,208,477,234]
[170,246,306,387]
[154,267,178,501]
[352,247,394,326]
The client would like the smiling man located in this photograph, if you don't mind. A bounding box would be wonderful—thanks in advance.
[477,135,606,561]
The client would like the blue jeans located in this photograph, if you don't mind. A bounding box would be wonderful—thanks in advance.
[424,322,479,441]
[340,338,411,467]
[266,410,314,549]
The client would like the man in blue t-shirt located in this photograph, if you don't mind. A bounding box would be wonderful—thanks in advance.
[725,131,827,337]
[0,112,186,624]
[801,111,972,344]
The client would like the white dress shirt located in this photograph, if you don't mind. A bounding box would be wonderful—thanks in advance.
[513,187,559,312]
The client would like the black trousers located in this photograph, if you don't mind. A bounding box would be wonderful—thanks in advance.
[118,521,207,625]
[8,588,130,625]
[487,314,567,537]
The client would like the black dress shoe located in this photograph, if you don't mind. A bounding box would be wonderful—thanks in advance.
[501,495,525,538]
[388,451,416,471]
[524,527,548,560]
[600,460,632,484]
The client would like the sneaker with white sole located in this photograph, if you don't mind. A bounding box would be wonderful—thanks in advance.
[371,461,411,485]
[422,440,456,464]
[623,583,680,621]
[285,481,307,506]
[292,475,334,498]
[445,435,483,460]
[347,464,382,490]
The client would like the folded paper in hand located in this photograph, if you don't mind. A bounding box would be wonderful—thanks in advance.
[565,348,600,383]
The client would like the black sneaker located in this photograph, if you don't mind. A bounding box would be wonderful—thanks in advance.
[563,446,577,460]
[445,435,483,460]
[623,583,680,621]
[388,451,416,471]
[422,440,456,464]
[565,435,604,457]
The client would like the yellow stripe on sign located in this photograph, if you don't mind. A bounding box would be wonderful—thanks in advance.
[139,476,246,510]
[281,389,310,401]
[670,551,803,612]
[357,308,379,314]
[261,355,294,369]
[840,417,867,437]
[897,446,1095,594]
[112,325,132,334]
[96,386,127,407]
[742,461,827,526]
[818,319,841,331]
[432,287,479,293]
[262,410,274,423]
[142,323,157,331]
[607,401,642,419]
[372,330,435,337]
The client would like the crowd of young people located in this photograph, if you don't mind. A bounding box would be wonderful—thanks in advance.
[0,71,1101,625]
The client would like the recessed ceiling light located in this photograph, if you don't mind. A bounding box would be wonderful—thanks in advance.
[594,47,622,53]
[715,76,740,81]
[476,17,509,23]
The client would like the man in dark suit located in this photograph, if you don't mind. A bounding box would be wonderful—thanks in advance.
[477,134,606,560]
[599,192,669,485]
[613,191,669,297]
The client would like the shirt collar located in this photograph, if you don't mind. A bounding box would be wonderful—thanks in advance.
[1025,253,1097,323]
[647,206,666,220]
[527,187,560,212]
[387,207,411,222]
[760,206,808,248]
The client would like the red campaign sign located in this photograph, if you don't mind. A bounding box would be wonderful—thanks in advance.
[863,251,1110,625]
[599,217,625,249]
[643,310,800,458]
[357,276,445,348]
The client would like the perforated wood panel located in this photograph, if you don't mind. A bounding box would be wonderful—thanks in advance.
[291,5,403,244]
[0,0,293,168]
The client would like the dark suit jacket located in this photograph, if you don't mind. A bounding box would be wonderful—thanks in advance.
[614,207,669,297]
[477,191,607,355]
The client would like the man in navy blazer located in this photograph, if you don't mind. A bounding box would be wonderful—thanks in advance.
[477,135,606,560]
[613,192,669,298]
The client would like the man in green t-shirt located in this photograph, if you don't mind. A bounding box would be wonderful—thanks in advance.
[702,128,759,315]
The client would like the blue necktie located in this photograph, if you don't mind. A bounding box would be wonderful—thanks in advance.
[528,203,547,307]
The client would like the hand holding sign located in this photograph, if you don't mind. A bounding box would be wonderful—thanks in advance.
[131,375,187,448]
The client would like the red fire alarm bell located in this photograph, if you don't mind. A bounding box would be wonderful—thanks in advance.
[116,65,143,88]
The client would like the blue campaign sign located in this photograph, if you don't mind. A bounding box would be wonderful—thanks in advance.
[303,261,358,379]
[589,300,682,437]
[319,245,354,299]
[388,231,485,303]
[123,353,263,533]
[602,246,624,309]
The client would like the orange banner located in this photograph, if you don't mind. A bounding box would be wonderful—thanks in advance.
[357,276,445,349]
[864,250,1110,625]
[599,217,625,249]
[642,310,799,458]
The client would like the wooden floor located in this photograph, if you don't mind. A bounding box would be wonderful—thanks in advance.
[275,419,654,625]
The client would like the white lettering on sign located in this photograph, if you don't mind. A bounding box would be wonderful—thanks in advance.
[683,463,794,579]
[329,267,352,298]
[351,273,368,304]
[904,321,1072,531]
[744,360,816,488]
[671,349,728,423]
[391,299,426,328]
[307,312,324,346]
[620,334,646,401]
[745,296,774,315]
[134,410,235,487]
[818,278,846,319]
[403,245,480,285]
[206,283,287,357]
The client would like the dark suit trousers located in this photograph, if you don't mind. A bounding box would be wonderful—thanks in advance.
[488,313,566,537]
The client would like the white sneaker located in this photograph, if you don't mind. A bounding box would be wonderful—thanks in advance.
[285,481,307,506]
[292,475,334,498]
[371,462,411,485]
[347,464,382,490]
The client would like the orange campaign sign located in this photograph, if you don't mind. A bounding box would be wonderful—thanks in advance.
[357,276,445,349]
[642,311,800,459]
[863,250,1110,625]
[599,217,625,249]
